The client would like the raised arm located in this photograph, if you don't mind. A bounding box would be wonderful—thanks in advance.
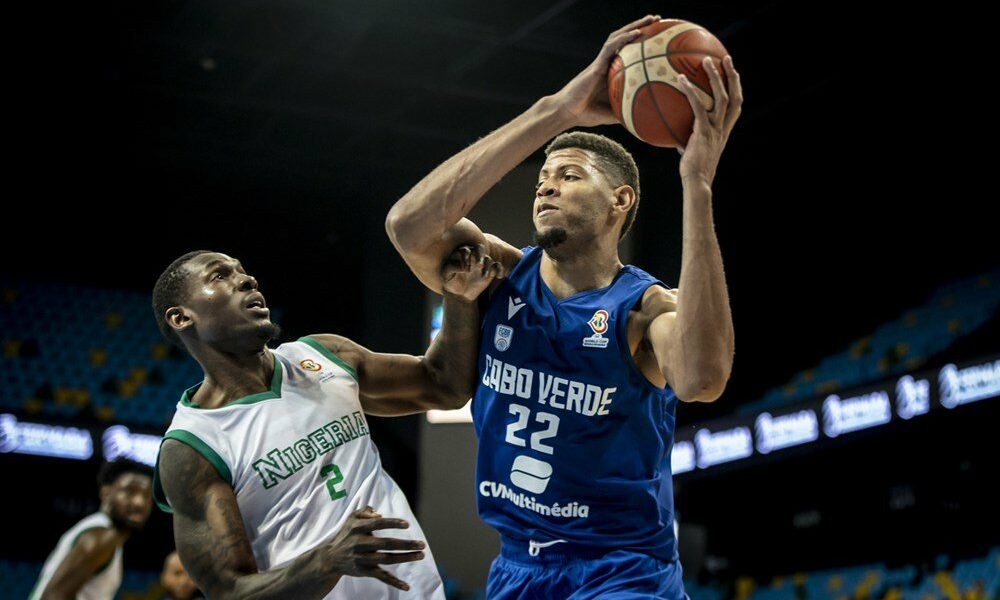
[647,57,742,403]
[159,441,426,599]
[39,529,119,600]
[385,15,662,293]
[310,244,499,416]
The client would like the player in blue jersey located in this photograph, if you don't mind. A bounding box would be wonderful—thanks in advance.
[386,14,741,599]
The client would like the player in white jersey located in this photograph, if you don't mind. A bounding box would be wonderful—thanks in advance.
[31,458,154,600]
[151,248,499,600]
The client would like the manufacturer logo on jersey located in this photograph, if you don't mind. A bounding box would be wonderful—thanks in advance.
[494,325,514,352]
[582,309,610,348]
[300,359,322,372]
[508,297,526,320]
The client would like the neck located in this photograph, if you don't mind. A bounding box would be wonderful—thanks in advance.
[189,343,274,409]
[539,233,623,300]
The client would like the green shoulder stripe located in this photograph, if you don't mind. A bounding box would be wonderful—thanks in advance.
[153,430,233,514]
[299,336,360,383]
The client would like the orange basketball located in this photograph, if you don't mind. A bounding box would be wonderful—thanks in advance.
[608,19,729,148]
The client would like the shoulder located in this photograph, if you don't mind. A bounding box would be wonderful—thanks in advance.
[300,334,367,370]
[159,439,230,513]
[74,526,117,551]
[70,526,118,564]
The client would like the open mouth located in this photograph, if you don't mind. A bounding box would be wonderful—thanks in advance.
[537,203,559,217]
[245,294,268,311]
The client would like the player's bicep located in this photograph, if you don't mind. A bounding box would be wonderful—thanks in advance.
[160,440,258,598]
[40,530,116,598]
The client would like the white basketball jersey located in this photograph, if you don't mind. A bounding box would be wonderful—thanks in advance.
[29,512,123,600]
[153,337,444,599]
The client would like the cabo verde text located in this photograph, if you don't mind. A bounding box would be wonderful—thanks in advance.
[482,354,617,417]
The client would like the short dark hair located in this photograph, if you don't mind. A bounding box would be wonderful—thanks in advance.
[97,458,153,488]
[545,131,641,239]
[152,250,213,347]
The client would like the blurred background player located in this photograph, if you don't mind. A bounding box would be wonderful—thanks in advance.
[151,248,496,599]
[159,551,201,600]
[29,458,154,600]
[386,14,741,598]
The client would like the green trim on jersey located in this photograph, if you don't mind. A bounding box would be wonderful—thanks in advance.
[299,336,360,383]
[180,354,284,409]
[152,429,233,513]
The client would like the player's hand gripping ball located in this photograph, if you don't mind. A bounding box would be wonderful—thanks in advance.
[608,19,729,148]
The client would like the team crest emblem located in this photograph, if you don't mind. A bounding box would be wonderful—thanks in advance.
[300,359,322,372]
[494,324,514,352]
[583,309,610,349]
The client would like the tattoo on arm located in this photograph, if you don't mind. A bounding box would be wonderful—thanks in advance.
[160,441,339,600]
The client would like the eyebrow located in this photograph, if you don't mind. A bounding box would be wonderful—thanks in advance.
[202,258,244,273]
[538,163,586,177]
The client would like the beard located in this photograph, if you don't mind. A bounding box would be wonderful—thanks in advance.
[109,508,145,533]
[533,227,568,250]
[257,320,281,344]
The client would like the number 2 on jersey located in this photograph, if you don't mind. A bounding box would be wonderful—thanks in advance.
[505,404,560,455]
[320,464,347,501]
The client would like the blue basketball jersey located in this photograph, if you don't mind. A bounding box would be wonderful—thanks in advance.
[472,245,680,562]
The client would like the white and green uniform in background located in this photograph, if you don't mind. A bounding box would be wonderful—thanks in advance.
[153,337,445,600]
[29,512,123,600]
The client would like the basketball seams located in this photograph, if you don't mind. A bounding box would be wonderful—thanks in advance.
[636,33,682,147]
[610,20,724,147]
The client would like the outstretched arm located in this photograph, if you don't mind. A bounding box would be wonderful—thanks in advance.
[385,15,662,293]
[648,57,742,403]
[311,244,500,416]
[159,441,426,599]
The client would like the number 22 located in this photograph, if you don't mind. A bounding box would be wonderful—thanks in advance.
[505,404,560,455]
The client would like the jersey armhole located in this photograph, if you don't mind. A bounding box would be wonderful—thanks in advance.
[298,336,360,383]
[153,429,234,513]
[615,281,672,395]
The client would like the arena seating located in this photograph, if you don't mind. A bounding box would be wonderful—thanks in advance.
[739,271,1000,416]
[681,546,1000,600]
[1,280,213,428]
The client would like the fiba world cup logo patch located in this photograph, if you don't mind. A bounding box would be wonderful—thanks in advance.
[300,359,322,372]
[494,324,514,352]
[582,309,610,349]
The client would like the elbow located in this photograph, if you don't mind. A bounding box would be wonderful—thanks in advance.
[673,367,730,403]
[385,204,421,254]
[439,389,472,411]
[435,379,475,410]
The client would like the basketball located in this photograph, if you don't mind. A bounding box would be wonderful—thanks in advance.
[608,19,729,148]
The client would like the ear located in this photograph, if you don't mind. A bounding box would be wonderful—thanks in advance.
[166,306,195,337]
[611,185,637,217]
[98,483,112,505]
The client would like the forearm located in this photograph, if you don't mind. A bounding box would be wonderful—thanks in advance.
[674,179,734,396]
[225,548,341,600]
[386,95,573,251]
[423,292,481,404]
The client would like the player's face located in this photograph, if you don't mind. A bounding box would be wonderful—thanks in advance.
[161,552,197,600]
[179,252,278,348]
[534,148,616,248]
[105,472,153,530]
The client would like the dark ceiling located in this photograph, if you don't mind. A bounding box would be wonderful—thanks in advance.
[4,0,995,423]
